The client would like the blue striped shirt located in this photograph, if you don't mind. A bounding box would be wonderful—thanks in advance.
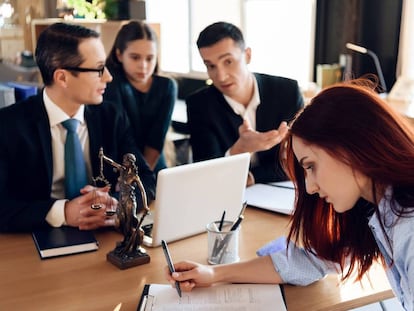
[264,187,413,310]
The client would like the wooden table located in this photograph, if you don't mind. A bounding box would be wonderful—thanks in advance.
[0,208,394,311]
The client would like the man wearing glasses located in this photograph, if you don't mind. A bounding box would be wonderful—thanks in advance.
[0,23,156,232]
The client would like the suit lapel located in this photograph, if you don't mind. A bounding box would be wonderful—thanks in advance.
[32,96,54,188]
[84,106,103,177]
[211,87,243,127]
[254,74,268,132]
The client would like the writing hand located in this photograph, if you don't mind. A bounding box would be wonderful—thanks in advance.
[230,120,289,155]
[165,260,215,292]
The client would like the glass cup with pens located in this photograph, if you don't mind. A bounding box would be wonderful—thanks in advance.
[207,204,245,265]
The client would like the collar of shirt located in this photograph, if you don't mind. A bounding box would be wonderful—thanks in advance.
[368,186,411,309]
[43,89,85,127]
[223,75,260,166]
[42,88,91,200]
[223,74,260,130]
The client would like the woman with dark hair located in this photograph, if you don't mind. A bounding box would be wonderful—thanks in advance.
[165,79,414,310]
[105,20,177,175]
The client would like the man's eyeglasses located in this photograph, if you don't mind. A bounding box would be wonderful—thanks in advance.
[62,66,106,77]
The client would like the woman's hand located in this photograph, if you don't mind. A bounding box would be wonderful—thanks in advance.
[165,260,216,292]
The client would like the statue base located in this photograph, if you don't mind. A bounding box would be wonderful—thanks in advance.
[107,247,150,270]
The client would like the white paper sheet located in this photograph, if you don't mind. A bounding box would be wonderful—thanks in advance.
[143,283,286,311]
[244,182,295,215]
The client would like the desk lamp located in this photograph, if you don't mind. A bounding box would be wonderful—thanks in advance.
[346,42,387,93]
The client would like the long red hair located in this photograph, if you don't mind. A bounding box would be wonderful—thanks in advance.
[283,79,414,281]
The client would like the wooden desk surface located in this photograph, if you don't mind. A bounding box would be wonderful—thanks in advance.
[0,208,393,311]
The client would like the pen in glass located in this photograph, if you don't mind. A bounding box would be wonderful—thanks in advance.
[214,203,246,259]
[228,201,246,231]
[217,214,245,263]
[218,210,226,231]
[230,214,244,231]
[212,211,226,258]
[161,239,182,298]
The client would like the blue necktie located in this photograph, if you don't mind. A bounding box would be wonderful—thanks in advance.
[62,119,88,199]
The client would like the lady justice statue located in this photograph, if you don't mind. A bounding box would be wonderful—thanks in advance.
[96,148,150,269]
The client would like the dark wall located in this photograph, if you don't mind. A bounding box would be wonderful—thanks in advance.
[314,0,402,90]
[110,0,146,20]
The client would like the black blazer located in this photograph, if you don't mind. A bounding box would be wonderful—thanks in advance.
[0,93,155,232]
[186,73,304,183]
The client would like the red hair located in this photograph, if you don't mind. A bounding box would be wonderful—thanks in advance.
[282,79,414,281]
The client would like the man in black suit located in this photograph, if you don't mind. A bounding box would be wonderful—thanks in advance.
[0,23,155,232]
[187,22,304,185]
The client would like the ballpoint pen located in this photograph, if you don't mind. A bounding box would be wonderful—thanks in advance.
[229,214,244,232]
[211,210,226,258]
[237,201,247,227]
[218,210,226,231]
[214,203,247,262]
[161,240,182,298]
[216,214,244,263]
[228,201,246,231]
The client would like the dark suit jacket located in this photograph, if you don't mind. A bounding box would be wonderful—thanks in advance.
[0,93,156,232]
[186,73,304,183]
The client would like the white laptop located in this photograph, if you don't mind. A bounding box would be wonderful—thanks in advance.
[244,181,296,215]
[142,153,250,247]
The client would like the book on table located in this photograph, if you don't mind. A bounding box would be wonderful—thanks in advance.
[137,283,287,311]
[32,226,99,259]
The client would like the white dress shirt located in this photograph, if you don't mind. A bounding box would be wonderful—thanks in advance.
[269,187,413,310]
[224,74,260,166]
[43,89,92,227]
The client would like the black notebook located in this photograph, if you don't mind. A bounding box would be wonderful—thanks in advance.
[32,226,99,259]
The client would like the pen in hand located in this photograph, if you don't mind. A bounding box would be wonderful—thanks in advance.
[161,240,182,298]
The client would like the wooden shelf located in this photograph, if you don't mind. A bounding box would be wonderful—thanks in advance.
[31,18,160,56]
[0,26,24,61]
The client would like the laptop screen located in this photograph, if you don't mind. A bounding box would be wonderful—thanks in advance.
[143,153,250,247]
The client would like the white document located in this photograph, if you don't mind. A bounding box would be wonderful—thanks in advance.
[244,182,295,215]
[140,283,286,311]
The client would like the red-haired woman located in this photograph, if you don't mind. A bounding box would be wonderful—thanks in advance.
[165,80,414,310]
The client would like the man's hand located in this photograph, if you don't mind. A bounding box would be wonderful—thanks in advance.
[230,120,288,155]
[64,185,118,230]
